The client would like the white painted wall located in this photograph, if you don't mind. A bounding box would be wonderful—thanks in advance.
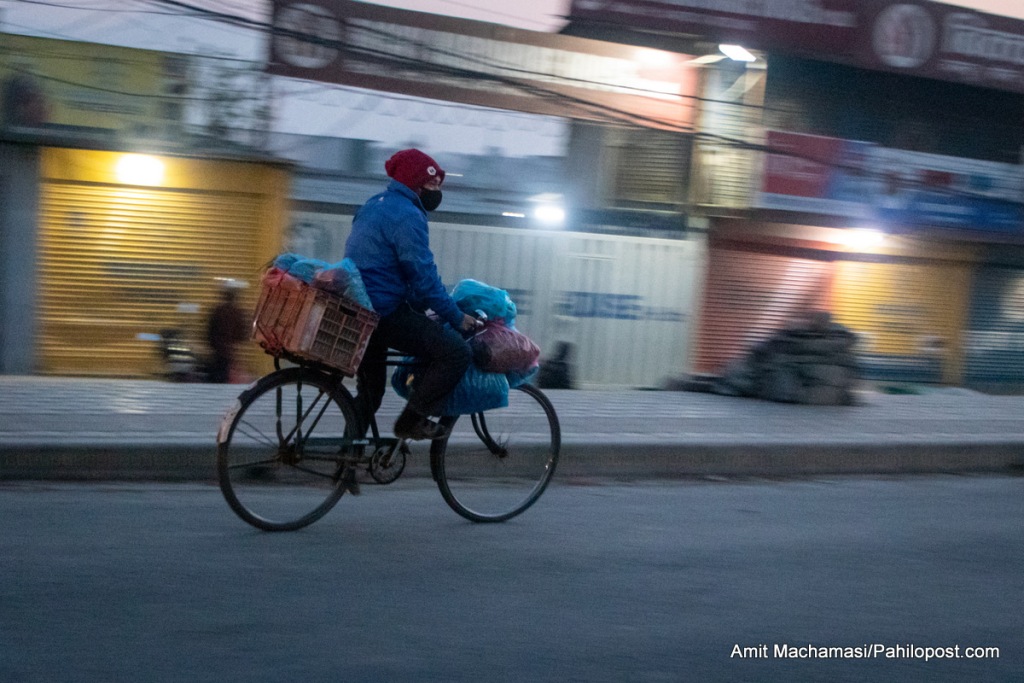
[289,211,705,388]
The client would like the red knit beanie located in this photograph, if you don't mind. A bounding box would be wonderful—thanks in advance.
[384,148,446,191]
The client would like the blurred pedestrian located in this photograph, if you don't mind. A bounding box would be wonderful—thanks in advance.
[205,284,247,383]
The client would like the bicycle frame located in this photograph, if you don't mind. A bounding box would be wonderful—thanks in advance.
[267,353,440,486]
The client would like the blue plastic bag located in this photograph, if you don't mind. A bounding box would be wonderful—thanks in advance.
[391,362,509,416]
[271,253,303,272]
[451,279,517,327]
[270,253,327,283]
[506,365,539,389]
[313,257,374,310]
[286,257,330,283]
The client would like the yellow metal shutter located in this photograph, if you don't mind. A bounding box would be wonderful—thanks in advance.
[37,181,265,376]
[830,259,971,383]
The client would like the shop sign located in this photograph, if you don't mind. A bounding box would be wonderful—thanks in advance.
[756,130,879,218]
[267,0,699,130]
[873,147,1024,232]
[0,33,187,134]
[569,0,1024,96]
[756,129,1024,233]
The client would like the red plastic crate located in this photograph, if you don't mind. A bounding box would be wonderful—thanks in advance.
[252,274,379,377]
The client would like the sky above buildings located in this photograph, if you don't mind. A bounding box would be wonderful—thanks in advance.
[937,0,1024,19]
[371,0,1024,27]
[5,2,1023,66]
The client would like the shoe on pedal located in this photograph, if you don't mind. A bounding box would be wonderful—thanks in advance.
[394,407,449,441]
[340,466,360,496]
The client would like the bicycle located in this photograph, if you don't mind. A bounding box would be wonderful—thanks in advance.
[216,352,561,531]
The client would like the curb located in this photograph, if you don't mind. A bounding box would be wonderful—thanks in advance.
[3,442,1022,482]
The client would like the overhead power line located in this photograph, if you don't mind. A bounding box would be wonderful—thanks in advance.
[10,0,176,16]
[0,47,266,104]
[142,1,760,155]
[9,0,788,132]
[7,0,1020,211]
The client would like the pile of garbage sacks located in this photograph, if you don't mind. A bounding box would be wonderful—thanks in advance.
[712,310,860,405]
[392,279,541,416]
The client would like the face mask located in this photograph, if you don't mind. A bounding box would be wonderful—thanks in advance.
[420,189,443,212]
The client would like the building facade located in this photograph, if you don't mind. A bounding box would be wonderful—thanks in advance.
[565,0,1024,390]
[0,35,291,378]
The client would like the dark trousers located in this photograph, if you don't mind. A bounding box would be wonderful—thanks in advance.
[356,304,471,425]
[207,354,231,383]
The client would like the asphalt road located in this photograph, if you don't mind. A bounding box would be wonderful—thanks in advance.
[2,475,1021,682]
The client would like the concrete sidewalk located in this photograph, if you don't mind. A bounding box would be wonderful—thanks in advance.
[1,376,1023,481]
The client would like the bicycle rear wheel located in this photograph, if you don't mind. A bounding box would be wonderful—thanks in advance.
[432,383,560,522]
[217,367,360,531]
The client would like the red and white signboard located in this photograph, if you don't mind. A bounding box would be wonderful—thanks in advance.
[756,131,878,217]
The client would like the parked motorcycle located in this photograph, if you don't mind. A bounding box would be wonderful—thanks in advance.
[157,328,206,382]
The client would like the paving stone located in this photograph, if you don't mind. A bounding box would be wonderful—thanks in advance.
[2,377,1024,479]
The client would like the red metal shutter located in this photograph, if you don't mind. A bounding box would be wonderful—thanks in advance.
[693,244,832,373]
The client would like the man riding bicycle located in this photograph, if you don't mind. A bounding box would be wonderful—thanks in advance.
[345,148,481,442]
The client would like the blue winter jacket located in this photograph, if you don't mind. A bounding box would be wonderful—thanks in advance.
[344,180,464,328]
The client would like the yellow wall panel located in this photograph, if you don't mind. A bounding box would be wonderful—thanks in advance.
[0,33,185,133]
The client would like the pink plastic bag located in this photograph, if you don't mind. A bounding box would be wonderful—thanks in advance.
[470,322,540,374]
[261,267,304,291]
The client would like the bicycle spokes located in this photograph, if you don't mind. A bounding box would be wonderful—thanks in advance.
[435,384,560,523]
[217,368,360,531]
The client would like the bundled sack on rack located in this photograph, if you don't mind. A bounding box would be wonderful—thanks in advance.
[391,362,509,416]
[269,253,330,284]
[451,279,517,327]
[469,321,540,374]
[312,257,374,310]
[505,365,539,389]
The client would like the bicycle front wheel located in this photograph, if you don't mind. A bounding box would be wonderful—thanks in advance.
[217,367,360,531]
[433,384,560,522]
